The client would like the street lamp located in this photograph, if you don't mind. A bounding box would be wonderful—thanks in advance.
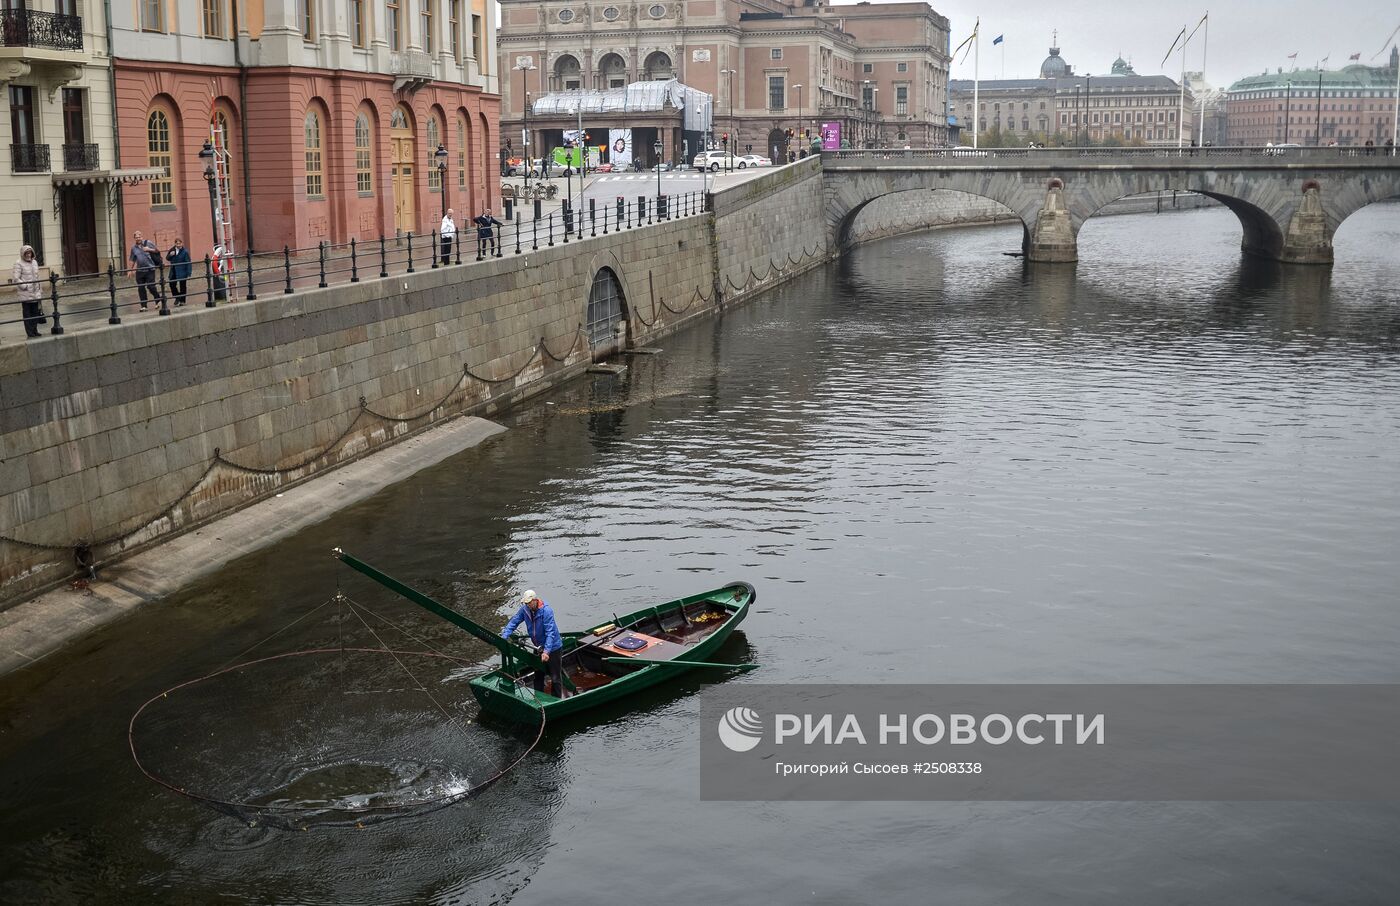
[654,139,663,214]
[435,144,449,219]
[721,68,736,172]
[515,60,538,191]
[793,83,803,147]
[1283,80,1293,144]
[197,140,227,300]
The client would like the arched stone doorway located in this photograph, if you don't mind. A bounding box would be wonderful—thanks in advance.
[767,128,786,163]
[586,267,627,349]
[390,105,417,234]
[554,54,582,90]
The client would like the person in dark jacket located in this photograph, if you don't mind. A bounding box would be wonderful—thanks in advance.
[473,209,503,258]
[165,237,191,307]
[501,589,565,696]
[129,231,164,310]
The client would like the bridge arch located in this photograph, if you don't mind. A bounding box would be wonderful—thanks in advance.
[1077,188,1285,262]
[821,154,1400,266]
[837,188,1024,250]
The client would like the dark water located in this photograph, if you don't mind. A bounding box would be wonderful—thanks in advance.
[3,205,1400,904]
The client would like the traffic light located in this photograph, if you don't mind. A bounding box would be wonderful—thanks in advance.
[785,128,794,140]
[722,132,729,144]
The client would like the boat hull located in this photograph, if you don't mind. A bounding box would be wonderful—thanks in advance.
[470,583,753,724]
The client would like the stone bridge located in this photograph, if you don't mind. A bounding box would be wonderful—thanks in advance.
[821,147,1400,264]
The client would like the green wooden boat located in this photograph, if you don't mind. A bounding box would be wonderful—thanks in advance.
[333,549,756,724]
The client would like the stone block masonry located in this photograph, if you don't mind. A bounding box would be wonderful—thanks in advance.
[6,157,1045,608]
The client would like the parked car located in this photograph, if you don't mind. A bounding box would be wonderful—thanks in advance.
[692,149,743,171]
[593,162,614,173]
[739,154,772,167]
[501,156,525,176]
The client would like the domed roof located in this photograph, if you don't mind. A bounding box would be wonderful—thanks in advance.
[1040,46,1070,78]
[1110,56,1136,76]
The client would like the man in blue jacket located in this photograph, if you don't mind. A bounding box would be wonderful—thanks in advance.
[501,589,564,696]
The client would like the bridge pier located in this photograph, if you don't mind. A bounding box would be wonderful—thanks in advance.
[1024,183,1077,263]
[1278,184,1334,265]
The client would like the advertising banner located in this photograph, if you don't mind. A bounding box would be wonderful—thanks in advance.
[821,122,841,150]
[609,129,633,168]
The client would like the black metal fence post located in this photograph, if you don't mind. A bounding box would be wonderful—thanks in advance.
[379,235,388,278]
[431,230,439,268]
[406,232,415,273]
[48,272,63,335]
[282,246,293,294]
[562,202,570,244]
[515,214,522,254]
[548,213,555,246]
[476,226,485,261]
[590,198,596,237]
[350,238,360,282]
[245,248,258,300]
[107,264,120,324]
[204,255,215,307]
[532,215,538,251]
[494,224,503,258]
[158,265,170,315]
[318,241,328,287]
[455,230,463,265]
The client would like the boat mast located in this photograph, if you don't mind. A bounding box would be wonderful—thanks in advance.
[332,549,542,666]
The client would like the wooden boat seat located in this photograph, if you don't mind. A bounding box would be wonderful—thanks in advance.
[595,630,690,663]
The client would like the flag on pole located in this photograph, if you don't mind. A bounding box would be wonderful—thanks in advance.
[992,35,1004,45]
[1287,52,1298,60]
[1161,26,1187,67]
[953,18,979,63]
[1349,52,1361,60]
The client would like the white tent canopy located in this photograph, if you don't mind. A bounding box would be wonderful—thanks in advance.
[531,79,713,133]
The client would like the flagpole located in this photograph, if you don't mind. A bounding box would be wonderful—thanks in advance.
[1197,13,1208,147]
[1178,24,1187,148]
[973,25,980,149]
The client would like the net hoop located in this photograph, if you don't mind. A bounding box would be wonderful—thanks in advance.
[128,646,546,827]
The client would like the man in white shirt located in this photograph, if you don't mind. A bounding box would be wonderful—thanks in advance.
[439,209,457,265]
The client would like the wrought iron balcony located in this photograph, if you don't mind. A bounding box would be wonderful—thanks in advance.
[62,142,98,171]
[11,143,51,173]
[0,10,84,52]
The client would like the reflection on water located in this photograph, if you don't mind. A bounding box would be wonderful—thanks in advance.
[2,205,1400,903]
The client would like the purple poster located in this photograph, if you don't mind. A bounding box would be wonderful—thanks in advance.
[821,122,841,150]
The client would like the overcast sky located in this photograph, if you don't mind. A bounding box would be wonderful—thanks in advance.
[934,1,1400,88]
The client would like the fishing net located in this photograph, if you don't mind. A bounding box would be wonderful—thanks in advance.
[128,594,545,830]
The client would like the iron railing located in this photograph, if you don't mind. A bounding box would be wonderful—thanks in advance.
[2,190,712,342]
[11,143,51,173]
[823,145,1400,163]
[62,142,99,171]
[0,9,84,51]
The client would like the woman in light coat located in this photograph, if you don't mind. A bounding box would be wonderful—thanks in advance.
[12,245,44,339]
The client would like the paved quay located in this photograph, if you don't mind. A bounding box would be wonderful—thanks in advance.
[0,415,505,678]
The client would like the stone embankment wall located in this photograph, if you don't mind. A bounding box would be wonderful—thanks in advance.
[1,157,1216,606]
[0,165,832,606]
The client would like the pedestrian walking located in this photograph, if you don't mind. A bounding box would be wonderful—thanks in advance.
[11,244,45,339]
[440,209,457,265]
[129,231,164,310]
[474,208,502,258]
[1365,139,1375,156]
[165,237,191,307]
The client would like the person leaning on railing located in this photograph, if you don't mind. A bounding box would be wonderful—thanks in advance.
[11,245,45,339]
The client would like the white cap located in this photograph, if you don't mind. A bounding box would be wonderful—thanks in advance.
[522,589,537,603]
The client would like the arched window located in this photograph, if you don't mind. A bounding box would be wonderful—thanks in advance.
[355,113,374,194]
[554,54,582,90]
[427,115,442,190]
[304,109,324,198]
[456,117,467,189]
[390,106,408,130]
[643,51,673,81]
[147,109,174,208]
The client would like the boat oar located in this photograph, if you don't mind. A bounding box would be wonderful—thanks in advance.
[604,657,758,672]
